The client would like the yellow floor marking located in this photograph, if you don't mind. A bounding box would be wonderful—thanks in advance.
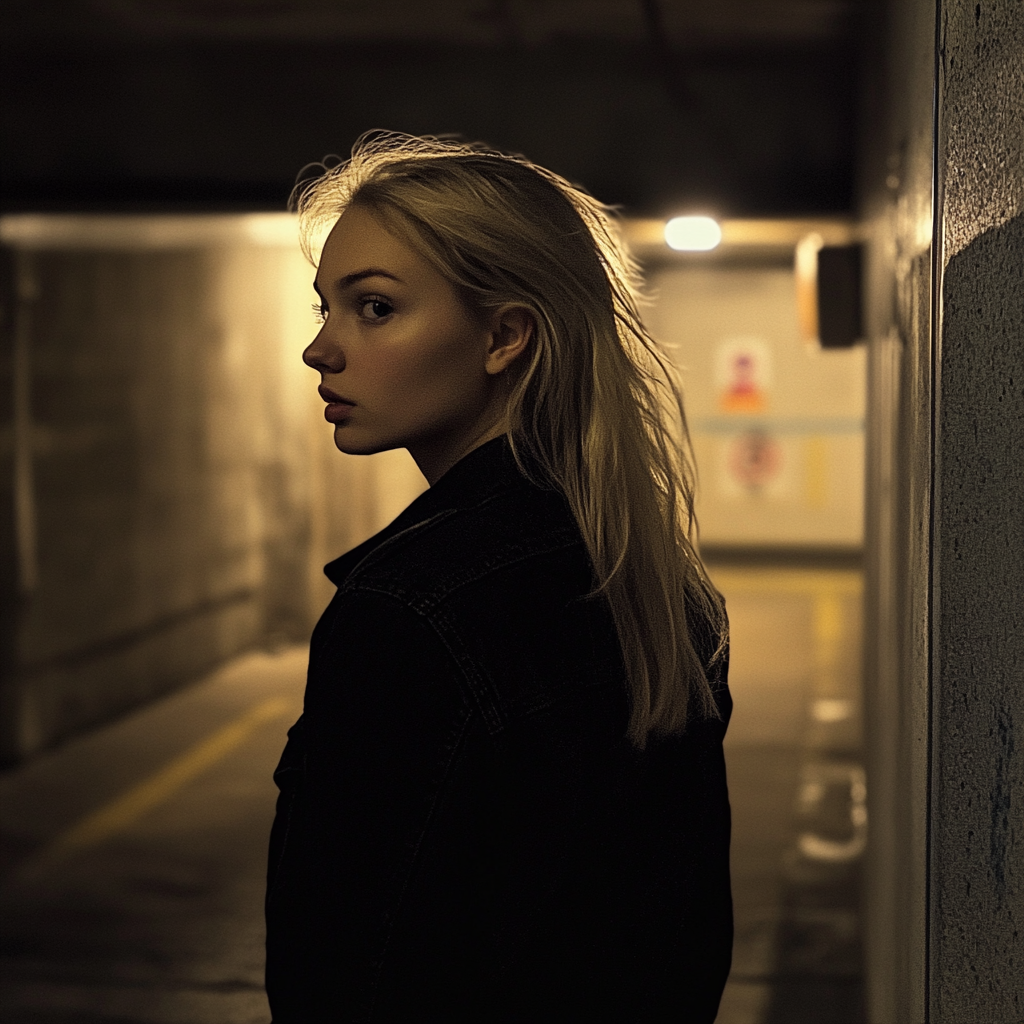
[19,697,293,879]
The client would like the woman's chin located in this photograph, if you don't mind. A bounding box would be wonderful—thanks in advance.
[332,427,398,458]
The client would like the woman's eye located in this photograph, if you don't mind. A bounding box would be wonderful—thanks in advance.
[312,302,328,324]
[360,298,394,321]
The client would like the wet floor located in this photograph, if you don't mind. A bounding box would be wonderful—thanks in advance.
[712,563,864,1024]
[0,564,865,1024]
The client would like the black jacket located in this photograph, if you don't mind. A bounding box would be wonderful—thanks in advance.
[265,438,732,1023]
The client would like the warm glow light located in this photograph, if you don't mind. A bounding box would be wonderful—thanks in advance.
[795,231,824,344]
[664,216,722,251]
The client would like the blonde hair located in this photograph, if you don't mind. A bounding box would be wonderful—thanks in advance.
[293,131,727,747]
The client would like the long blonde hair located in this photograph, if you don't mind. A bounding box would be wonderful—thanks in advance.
[293,132,727,747]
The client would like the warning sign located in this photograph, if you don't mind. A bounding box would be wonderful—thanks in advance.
[716,338,772,413]
[725,430,785,494]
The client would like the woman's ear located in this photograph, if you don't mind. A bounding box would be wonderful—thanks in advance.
[485,305,535,375]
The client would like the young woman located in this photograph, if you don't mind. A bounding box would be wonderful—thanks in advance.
[265,133,732,1023]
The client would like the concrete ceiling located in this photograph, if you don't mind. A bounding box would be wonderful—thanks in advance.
[5,0,858,47]
[0,0,867,216]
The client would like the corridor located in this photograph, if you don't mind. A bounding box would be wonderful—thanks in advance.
[3,0,1020,1019]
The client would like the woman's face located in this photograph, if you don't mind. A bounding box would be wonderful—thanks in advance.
[303,204,527,484]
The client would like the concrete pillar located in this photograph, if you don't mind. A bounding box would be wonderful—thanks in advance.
[862,0,1023,1019]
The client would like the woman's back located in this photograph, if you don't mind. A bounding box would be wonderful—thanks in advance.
[266,438,731,1022]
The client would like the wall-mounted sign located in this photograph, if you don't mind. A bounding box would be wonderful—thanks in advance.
[715,337,772,413]
[725,429,785,494]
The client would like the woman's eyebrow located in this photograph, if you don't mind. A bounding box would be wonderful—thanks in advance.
[314,268,403,295]
[338,268,404,288]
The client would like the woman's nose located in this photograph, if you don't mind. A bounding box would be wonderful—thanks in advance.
[303,327,345,373]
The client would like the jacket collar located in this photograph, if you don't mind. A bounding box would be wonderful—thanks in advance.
[323,436,525,586]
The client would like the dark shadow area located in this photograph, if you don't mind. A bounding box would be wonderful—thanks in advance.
[767,845,864,1022]
[1,38,861,216]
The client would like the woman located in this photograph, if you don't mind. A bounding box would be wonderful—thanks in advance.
[265,132,732,1023]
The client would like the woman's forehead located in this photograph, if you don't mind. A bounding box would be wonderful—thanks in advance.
[315,205,451,295]
[319,208,414,276]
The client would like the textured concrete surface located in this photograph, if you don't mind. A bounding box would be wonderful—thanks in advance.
[939,1,1023,260]
[861,0,1024,1019]
[931,0,1023,1018]
[934,215,1023,1018]
[0,238,314,764]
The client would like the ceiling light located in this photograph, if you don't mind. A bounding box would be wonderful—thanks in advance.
[664,216,722,251]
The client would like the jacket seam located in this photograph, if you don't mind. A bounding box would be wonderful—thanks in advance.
[342,531,583,615]
[424,604,507,735]
[343,484,519,585]
[348,508,460,575]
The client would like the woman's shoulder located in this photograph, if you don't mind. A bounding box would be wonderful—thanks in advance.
[342,470,586,610]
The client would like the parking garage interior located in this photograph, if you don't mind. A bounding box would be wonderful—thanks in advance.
[1,2,1021,1023]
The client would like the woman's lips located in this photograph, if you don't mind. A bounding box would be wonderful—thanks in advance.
[318,385,355,423]
[324,401,355,424]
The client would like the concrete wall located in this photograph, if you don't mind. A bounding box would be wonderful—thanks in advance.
[0,216,426,765]
[646,261,866,550]
[861,0,1023,1018]
[931,0,1023,1016]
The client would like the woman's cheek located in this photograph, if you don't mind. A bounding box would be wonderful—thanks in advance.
[378,351,431,404]
[380,336,449,399]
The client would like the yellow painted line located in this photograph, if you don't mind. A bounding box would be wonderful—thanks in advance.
[19,697,293,878]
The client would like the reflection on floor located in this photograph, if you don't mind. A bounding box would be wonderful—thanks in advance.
[713,563,865,1024]
[0,563,865,1023]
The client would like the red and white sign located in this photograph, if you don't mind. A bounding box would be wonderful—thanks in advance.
[716,338,772,414]
[727,430,784,492]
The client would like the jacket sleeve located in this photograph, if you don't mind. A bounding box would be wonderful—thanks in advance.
[265,589,489,1023]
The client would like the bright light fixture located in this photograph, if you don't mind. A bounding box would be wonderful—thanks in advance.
[664,216,722,251]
